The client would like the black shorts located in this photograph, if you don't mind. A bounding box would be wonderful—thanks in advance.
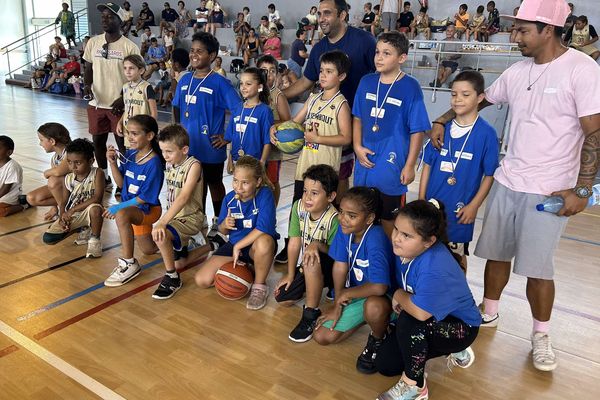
[380,193,406,221]
[442,60,459,73]
[274,251,335,303]
[201,162,225,185]
[213,241,253,263]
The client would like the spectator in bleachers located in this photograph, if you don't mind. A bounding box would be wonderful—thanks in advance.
[41,54,81,92]
[49,36,67,60]
[243,28,260,66]
[27,55,56,89]
[144,38,169,79]
[55,3,76,48]
[133,2,156,36]
[258,16,274,48]
[481,1,499,42]
[509,7,520,43]
[213,56,227,77]
[263,27,282,60]
[140,26,156,57]
[396,1,414,34]
[469,5,487,42]
[305,6,319,44]
[234,12,251,56]
[360,3,376,32]
[243,7,252,26]
[410,6,431,40]
[454,4,470,39]
[287,29,308,79]
[194,0,209,32]
[565,15,600,60]
[163,28,175,57]
[379,0,399,33]
[176,1,192,37]
[155,61,171,107]
[207,2,226,35]
[564,2,576,32]
[164,48,189,105]
[268,3,284,30]
[159,2,179,38]
[430,24,462,88]
[121,2,134,37]
[371,4,382,36]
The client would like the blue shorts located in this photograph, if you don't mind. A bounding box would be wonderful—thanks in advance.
[213,241,253,263]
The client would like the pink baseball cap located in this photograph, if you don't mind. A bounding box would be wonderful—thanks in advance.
[501,0,570,27]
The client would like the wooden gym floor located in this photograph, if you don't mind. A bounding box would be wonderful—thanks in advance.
[0,84,599,400]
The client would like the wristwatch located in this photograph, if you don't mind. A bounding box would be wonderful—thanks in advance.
[574,185,593,199]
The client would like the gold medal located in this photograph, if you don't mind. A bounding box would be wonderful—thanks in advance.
[372,124,379,132]
[238,149,245,157]
[447,176,457,186]
[184,111,189,118]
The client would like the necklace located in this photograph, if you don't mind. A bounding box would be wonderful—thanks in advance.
[301,204,332,255]
[346,224,373,287]
[446,117,477,185]
[236,102,258,157]
[306,90,341,131]
[185,70,213,117]
[373,70,404,132]
[527,56,556,91]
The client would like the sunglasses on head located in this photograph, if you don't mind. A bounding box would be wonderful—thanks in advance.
[101,42,109,59]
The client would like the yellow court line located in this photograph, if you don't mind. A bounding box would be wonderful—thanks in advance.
[0,320,126,400]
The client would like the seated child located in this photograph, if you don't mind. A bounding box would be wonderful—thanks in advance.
[0,136,25,217]
[42,139,105,258]
[454,4,470,39]
[419,71,498,269]
[314,187,394,376]
[375,200,480,399]
[155,61,172,107]
[151,124,206,300]
[483,1,500,42]
[469,5,487,42]
[103,115,165,287]
[194,156,278,311]
[275,165,340,343]
[24,123,71,220]
[410,6,431,40]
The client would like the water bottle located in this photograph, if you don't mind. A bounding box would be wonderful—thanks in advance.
[536,184,600,214]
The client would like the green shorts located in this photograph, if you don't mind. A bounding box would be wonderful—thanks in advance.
[322,298,367,332]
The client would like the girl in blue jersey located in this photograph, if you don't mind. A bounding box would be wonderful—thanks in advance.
[172,31,241,231]
[103,115,165,287]
[224,67,273,171]
[314,187,394,375]
[353,32,431,237]
[375,200,481,400]
[194,156,278,311]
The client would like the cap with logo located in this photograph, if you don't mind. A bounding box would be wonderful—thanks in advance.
[97,2,127,22]
[501,0,570,27]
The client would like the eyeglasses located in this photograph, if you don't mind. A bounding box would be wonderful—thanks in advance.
[101,42,109,59]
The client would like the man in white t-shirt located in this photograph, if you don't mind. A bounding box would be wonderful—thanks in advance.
[379,0,400,32]
[431,0,600,372]
[83,3,140,190]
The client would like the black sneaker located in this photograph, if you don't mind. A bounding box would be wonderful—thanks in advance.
[289,306,321,343]
[151,274,182,300]
[105,176,114,192]
[325,287,335,301]
[356,332,384,374]
[115,186,122,197]
[275,237,289,264]
[208,230,228,251]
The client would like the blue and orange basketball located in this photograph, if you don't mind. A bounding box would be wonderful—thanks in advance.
[275,121,305,154]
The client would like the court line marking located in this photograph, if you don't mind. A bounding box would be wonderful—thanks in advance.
[0,243,122,290]
[0,320,126,400]
[0,221,50,238]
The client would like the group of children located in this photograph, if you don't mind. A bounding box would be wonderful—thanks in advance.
[1,29,502,399]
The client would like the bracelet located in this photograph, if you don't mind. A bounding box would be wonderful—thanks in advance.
[432,121,445,126]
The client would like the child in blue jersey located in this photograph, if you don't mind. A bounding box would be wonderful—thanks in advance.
[314,187,394,375]
[172,31,241,233]
[375,200,480,400]
[103,115,165,287]
[353,31,431,237]
[195,156,278,311]
[419,71,499,269]
[224,67,273,172]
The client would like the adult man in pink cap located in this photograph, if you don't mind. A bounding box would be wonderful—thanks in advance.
[430,0,600,371]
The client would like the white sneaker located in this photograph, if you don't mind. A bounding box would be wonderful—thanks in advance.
[447,346,475,370]
[86,237,102,258]
[104,258,141,287]
[531,332,557,371]
[478,303,499,328]
[74,227,92,245]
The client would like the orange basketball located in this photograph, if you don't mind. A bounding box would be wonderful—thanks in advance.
[214,261,254,300]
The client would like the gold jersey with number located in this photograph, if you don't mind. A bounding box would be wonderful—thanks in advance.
[165,156,204,219]
[122,80,153,146]
[295,92,347,180]
[296,200,338,250]
[268,86,285,162]
[64,167,98,211]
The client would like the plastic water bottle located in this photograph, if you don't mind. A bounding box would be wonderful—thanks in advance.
[536,184,600,214]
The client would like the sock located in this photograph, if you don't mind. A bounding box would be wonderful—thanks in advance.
[124,257,135,263]
[483,297,499,316]
[166,270,179,279]
[533,318,550,334]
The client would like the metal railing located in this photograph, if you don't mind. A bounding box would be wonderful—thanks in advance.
[1,8,88,79]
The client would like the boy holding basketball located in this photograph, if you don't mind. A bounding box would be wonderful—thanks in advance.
[152,124,205,300]
[274,164,340,342]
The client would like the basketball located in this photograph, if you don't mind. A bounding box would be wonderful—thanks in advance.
[275,121,305,154]
[214,261,254,300]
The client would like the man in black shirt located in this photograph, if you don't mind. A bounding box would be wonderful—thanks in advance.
[396,1,414,33]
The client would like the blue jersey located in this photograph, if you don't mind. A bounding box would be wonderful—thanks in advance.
[424,118,499,243]
[224,102,273,161]
[352,73,431,196]
[329,224,393,289]
[118,150,164,214]
[304,26,376,107]
[395,243,481,327]
[218,187,279,245]
[172,72,241,163]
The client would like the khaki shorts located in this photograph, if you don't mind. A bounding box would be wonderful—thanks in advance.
[46,203,103,234]
[474,182,568,280]
[167,212,205,250]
